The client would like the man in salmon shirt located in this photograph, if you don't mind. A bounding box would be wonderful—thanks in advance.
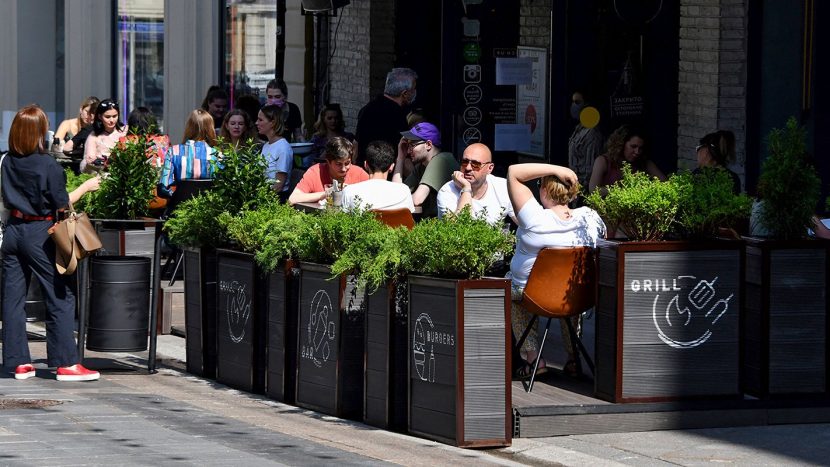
[288,136,369,205]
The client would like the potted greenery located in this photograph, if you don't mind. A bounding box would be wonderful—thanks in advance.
[742,117,828,397]
[292,207,381,420]
[585,165,750,403]
[399,208,514,448]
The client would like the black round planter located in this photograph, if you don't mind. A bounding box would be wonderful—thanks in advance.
[87,255,151,352]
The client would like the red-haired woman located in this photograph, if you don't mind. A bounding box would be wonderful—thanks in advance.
[2,105,101,381]
[158,109,220,198]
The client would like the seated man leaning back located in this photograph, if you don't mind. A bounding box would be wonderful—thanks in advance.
[437,142,515,226]
[288,136,369,205]
[392,122,456,217]
[341,140,415,212]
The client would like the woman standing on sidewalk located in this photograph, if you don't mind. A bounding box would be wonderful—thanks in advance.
[2,104,101,381]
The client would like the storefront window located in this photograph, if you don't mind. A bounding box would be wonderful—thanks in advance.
[225,0,277,106]
[117,0,165,130]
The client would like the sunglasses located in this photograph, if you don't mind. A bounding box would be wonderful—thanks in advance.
[460,158,492,170]
[407,140,427,148]
[99,101,119,110]
[695,143,716,153]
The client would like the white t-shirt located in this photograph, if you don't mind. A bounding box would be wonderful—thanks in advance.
[509,198,606,289]
[262,138,293,192]
[341,179,415,212]
[436,174,514,225]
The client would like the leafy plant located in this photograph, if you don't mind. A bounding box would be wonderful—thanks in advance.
[211,139,272,213]
[400,207,514,279]
[64,169,94,212]
[331,216,407,292]
[298,208,383,265]
[85,135,158,219]
[671,169,753,239]
[164,190,226,248]
[756,117,821,239]
[585,164,679,241]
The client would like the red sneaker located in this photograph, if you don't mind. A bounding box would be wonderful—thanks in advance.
[56,364,100,382]
[14,364,36,380]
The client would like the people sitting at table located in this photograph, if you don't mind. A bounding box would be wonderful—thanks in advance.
[256,104,293,199]
[288,136,369,205]
[507,163,606,380]
[56,96,99,154]
[307,103,354,168]
[693,130,741,194]
[436,142,514,225]
[392,122,456,217]
[126,107,170,168]
[341,140,415,212]
[158,109,219,198]
[588,124,665,196]
[81,99,128,173]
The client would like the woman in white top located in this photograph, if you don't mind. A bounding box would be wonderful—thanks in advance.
[507,163,606,379]
[256,104,293,201]
[81,99,128,174]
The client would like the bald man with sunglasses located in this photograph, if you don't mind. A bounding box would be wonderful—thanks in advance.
[436,143,515,225]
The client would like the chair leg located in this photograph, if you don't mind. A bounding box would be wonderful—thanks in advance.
[525,317,553,393]
[167,251,184,287]
[515,314,539,356]
[565,317,594,376]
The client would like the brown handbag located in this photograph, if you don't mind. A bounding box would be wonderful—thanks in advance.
[48,208,102,275]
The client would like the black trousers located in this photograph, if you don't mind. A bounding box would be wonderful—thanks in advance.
[1,218,78,369]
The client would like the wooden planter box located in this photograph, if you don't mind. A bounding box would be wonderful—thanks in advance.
[743,238,829,397]
[183,247,217,378]
[266,260,300,403]
[364,280,408,431]
[295,263,365,419]
[407,275,511,448]
[595,240,743,403]
[215,249,267,394]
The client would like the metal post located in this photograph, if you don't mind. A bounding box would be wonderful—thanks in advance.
[148,222,162,373]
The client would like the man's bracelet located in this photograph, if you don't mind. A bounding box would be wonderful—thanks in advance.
[460,188,472,194]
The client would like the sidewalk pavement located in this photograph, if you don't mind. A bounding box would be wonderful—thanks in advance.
[3,325,830,466]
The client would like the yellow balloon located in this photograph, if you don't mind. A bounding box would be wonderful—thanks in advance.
[579,106,600,129]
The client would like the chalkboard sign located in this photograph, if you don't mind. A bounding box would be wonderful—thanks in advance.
[743,239,828,397]
[266,262,300,403]
[184,247,217,378]
[595,241,743,403]
[215,250,266,393]
[408,276,511,448]
[295,263,365,419]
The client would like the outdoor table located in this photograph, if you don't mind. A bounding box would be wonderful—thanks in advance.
[77,218,164,374]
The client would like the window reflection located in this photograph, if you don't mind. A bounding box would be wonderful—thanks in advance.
[225,0,277,107]
[117,0,165,130]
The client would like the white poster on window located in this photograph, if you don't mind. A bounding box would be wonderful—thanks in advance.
[516,47,548,159]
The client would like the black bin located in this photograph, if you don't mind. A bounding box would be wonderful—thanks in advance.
[87,255,151,352]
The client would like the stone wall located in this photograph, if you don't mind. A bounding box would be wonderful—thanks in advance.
[519,0,551,48]
[678,0,748,184]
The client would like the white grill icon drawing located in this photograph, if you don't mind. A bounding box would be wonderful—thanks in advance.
[307,290,336,367]
[226,281,251,344]
[652,275,734,349]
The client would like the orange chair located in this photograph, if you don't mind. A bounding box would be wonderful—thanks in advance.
[372,208,415,230]
[515,246,597,392]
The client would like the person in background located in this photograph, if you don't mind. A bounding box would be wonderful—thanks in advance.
[158,109,219,198]
[392,122,455,217]
[308,103,354,167]
[81,99,128,174]
[220,109,257,149]
[694,130,741,194]
[126,107,170,168]
[568,91,604,190]
[266,78,303,142]
[588,124,666,195]
[288,136,369,205]
[56,96,99,153]
[200,86,228,132]
[2,104,102,382]
[256,104,293,199]
[436,142,514,225]
[507,163,606,380]
[355,67,418,166]
[234,94,263,134]
[341,140,414,212]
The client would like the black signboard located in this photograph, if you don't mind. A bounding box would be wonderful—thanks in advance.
[215,249,266,394]
[595,241,743,402]
[295,263,364,419]
[184,247,217,378]
[266,262,300,403]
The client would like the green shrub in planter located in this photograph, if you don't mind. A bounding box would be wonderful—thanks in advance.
[298,208,384,266]
[64,169,94,212]
[330,218,406,292]
[671,169,753,239]
[585,164,679,241]
[86,135,158,219]
[400,207,514,278]
[756,117,821,239]
[164,190,227,248]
